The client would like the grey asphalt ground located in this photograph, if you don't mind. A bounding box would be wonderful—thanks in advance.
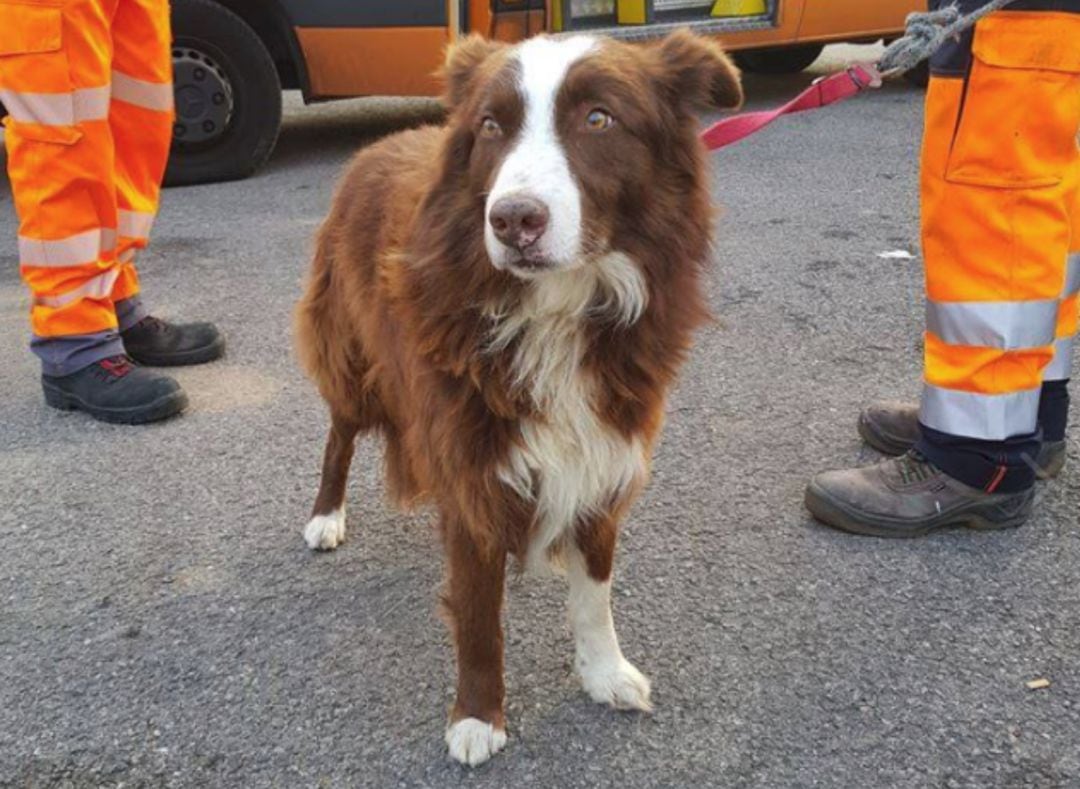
[2,44,1079,788]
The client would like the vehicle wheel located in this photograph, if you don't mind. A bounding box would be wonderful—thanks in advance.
[903,59,930,89]
[733,44,826,75]
[165,0,282,186]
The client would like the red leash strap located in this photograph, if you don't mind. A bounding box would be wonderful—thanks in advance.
[700,63,883,151]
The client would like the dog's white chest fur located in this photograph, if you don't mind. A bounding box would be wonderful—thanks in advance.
[488,255,648,570]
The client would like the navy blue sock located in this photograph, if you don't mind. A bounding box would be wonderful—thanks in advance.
[1038,379,1069,443]
[916,424,1039,494]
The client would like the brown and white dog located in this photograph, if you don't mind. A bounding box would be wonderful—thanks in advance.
[295,30,741,766]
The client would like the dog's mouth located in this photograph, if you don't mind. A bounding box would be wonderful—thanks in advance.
[504,251,558,276]
[509,256,553,273]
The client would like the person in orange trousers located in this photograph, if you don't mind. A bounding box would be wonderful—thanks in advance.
[806,0,1080,536]
[1,0,224,424]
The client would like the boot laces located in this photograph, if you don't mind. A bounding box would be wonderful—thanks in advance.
[896,450,938,484]
[133,315,168,334]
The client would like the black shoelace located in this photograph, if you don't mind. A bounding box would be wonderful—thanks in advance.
[132,315,168,334]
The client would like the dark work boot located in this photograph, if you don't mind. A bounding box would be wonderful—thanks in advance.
[122,315,225,367]
[42,355,188,424]
[858,401,1066,479]
[857,401,922,456]
[805,450,1034,538]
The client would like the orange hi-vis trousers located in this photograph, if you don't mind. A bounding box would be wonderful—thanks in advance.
[1045,170,1080,383]
[918,10,1080,449]
[0,0,173,374]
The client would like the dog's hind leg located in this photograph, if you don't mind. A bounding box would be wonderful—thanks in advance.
[303,413,359,551]
[567,519,652,712]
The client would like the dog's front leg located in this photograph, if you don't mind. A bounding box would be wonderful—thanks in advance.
[442,518,508,766]
[568,518,652,712]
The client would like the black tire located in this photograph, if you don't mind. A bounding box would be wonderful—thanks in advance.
[165,0,282,186]
[903,59,930,89]
[733,44,825,75]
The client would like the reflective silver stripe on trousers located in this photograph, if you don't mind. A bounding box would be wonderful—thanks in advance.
[926,298,1059,350]
[34,269,120,309]
[118,209,155,239]
[920,384,1041,441]
[1065,252,1080,297]
[0,85,110,125]
[18,228,118,268]
[1044,336,1076,381]
[111,70,174,112]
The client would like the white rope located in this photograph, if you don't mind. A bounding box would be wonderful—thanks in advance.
[877,0,1017,76]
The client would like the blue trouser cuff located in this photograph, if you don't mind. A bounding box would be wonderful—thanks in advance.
[916,381,1071,493]
[33,331,125,377]
[916,423,1040,494]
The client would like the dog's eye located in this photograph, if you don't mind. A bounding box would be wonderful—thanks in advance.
[479,117,502,138]
[585,109,614,132]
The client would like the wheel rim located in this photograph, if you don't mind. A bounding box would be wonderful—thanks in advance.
[171,45,234,147]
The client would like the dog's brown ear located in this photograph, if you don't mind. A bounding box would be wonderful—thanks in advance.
[442,35,506,109]
[655,29,743,111]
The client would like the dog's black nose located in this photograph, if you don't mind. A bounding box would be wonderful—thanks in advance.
[489,196,550,250]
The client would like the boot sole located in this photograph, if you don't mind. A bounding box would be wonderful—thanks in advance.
[804,482,1033,538]
[126,336,225,368]
[43,382,189,425]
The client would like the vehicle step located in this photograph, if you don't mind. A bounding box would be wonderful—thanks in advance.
[559,14,773,40]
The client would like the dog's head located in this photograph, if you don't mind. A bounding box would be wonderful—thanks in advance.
[440,30,742,279]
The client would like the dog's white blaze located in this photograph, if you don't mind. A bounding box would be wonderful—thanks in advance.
[489,253,649,572]
[485,36,597,270]
[567,547,652,711]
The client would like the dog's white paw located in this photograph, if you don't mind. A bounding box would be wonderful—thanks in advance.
[445,718,507,767]
[580,658,653,712]
[303,508,345,551]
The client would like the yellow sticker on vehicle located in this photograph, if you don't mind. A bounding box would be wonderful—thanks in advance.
[711,0,767,17]
[617,0,651,24]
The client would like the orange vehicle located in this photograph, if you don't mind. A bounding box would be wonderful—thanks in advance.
[164,0,925,185]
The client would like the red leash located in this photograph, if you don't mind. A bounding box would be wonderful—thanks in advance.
[700,63,884,150]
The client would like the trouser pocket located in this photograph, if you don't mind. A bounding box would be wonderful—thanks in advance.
[945,11,1080,190]
[0,1,89,140]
